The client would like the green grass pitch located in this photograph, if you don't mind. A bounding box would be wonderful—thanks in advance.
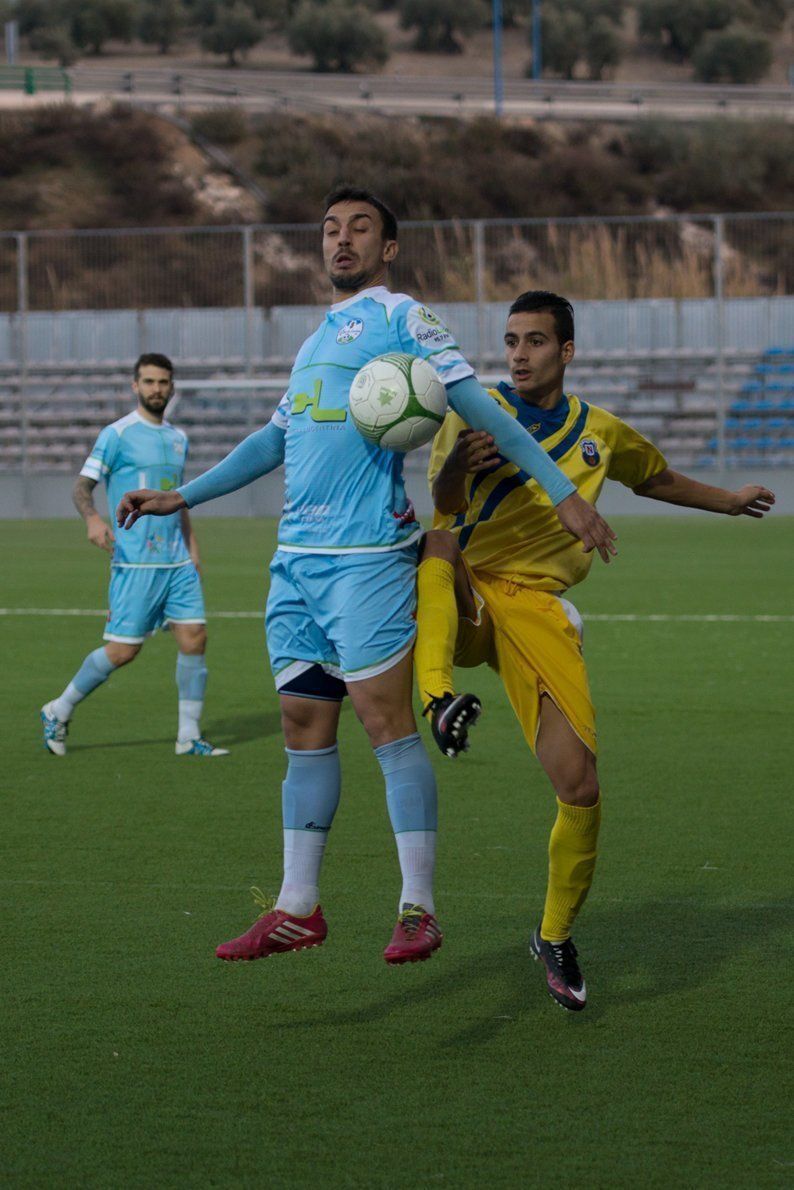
[1,516,791,1188]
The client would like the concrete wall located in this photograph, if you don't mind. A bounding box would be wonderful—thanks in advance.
[3,296,793,367]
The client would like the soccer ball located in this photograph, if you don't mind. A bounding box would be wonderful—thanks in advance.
[349,353,447,452]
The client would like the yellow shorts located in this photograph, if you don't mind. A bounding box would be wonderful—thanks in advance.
[454,571,597,756]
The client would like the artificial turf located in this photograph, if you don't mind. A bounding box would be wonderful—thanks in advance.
[1,516,791,1188]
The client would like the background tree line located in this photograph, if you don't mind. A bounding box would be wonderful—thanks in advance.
[9,0,788,81]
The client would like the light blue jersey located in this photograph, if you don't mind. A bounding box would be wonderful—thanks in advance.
[81,411,191,568]
[272,285,474,553]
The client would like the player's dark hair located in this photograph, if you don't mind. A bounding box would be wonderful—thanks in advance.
[134,352,174,378]
[508,291,574,344]
[322,186,398,242]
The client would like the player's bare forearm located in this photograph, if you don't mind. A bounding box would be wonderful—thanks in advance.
[181,508,201,567]
[634,469,776,518]
[73,475,99,522]
[433,463,468,515]
[432,429,499,515]
[555,492,618,563]
[74,475,116,552]
[116,488,187,530]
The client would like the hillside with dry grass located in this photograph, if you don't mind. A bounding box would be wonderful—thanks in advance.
[1,105,792,235]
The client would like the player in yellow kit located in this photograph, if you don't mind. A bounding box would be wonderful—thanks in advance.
[414,290,775,1011]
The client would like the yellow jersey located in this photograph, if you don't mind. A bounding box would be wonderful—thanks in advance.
[428,384,667,592]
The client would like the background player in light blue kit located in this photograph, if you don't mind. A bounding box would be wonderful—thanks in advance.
[41,354,228,758]
[117,189,615,964]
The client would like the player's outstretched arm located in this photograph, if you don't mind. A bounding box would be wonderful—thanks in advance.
[117,489,186,529]
[446,376,618,562]
[172,421,286,511]
[634,469,776,517]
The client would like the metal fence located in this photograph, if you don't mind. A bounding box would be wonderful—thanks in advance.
[2,211,792,312]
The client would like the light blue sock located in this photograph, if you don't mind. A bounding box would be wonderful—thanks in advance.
[176,653,208,742]
[176,652,208,701]
[282,745,341,832]
[375,733,438,913]
[375,733,438,833]
[278,745,342,916]
[52,647,116,720]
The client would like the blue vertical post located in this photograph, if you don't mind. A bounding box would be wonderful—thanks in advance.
[531,0,542,80]
[493,0,504,117]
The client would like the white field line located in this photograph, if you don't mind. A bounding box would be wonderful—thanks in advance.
[0,608,792,623]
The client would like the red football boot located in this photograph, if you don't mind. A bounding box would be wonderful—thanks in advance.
[216,890,327,962]
[383,903,443,965]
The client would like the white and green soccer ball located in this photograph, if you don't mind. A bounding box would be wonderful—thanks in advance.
[349,353,447,452]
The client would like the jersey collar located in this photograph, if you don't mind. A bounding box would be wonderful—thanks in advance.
[495,382,570,442]
[330,285,391,313]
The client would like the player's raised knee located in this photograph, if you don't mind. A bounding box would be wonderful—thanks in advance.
[104,641,140,667]
[557,772,600,808]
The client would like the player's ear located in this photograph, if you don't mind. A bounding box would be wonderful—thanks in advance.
[383,239,398,265]
[562,340,575,365]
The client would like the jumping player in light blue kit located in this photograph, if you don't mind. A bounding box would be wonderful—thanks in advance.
[41,354,228,758]
[117,189,615,964]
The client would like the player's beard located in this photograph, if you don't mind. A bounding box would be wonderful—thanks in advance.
[139,394,170,419]
[329,267,370,292]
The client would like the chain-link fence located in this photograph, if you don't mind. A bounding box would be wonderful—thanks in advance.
[2,212,792,314]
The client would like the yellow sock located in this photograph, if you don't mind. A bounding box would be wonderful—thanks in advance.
[540,796,601,942]
[414,557,458,707]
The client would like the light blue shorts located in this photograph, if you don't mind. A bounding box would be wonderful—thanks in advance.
[266,546,418,688]
[105,563,206,644]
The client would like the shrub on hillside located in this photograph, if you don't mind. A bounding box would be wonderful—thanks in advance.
[138,0,186,53]
[584,14,623,78]
[399,0,489,53]
[199,2,263,64]
[15,0,53,36]
[531,0,623,80]
[191,107,248,145]
[632,118,793,210]
[534,8,586,78]
[29,25,79,66]
[288,2,388,71]
[638,0,734,59]
[735,0,787,32]
[68,0,137,54]
[693,23,773,83]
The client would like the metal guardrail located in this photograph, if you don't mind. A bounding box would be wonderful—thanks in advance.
[64,67,793,119]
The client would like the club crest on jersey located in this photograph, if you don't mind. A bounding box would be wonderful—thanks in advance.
[580,438,600,467]
[337,318,364,344]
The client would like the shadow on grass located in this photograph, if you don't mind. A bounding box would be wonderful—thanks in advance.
[67,711,283,752]
[265,895,789,1046]
[202,711,283,745]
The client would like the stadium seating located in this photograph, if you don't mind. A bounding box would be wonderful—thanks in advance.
[1,346,792,476]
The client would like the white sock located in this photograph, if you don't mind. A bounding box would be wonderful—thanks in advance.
[277,828,328,916]
[51,683,86,723]
[395,830,436,915]
[177,699,202,743]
